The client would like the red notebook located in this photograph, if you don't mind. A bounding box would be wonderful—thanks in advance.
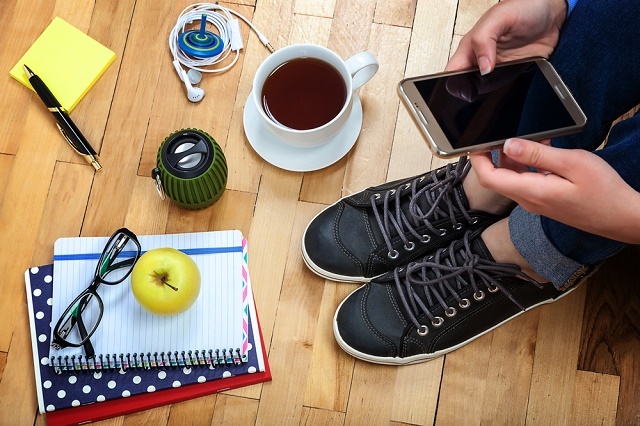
[26,264,271,425]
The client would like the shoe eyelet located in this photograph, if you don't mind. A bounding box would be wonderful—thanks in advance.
[374,193,381,200]
[418,176,425,183]
[469,217,479,225]
[473,290,485,301]
[388,249,399,259]
[445,307,457,317]
[403,183,411,190]
[439,229,447,236]
[389,189,396,196]
[453,223,463,230]
[432,317,444,327]
[404,242,416,251]
[487,284,499,293]
[417,325,429,336]
[459,298,471,309]
[420,235,431,244]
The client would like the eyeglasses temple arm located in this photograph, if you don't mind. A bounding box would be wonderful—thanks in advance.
[76,313,96,359]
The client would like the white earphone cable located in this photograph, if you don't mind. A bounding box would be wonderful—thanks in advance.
[169,3,273,75]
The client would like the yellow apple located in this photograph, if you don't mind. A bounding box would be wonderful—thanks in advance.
[131,248,201,315]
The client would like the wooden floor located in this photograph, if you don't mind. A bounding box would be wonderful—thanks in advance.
[1,0,638,424]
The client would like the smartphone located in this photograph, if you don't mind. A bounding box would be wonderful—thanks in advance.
[398,58,587,158]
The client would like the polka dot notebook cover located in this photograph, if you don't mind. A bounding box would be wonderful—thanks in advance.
[25,261,270,424]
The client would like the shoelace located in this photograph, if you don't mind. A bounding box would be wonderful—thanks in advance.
[370,158,476,259]
[392,231,542,336]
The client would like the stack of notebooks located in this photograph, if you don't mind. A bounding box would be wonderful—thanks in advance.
[25,230,271,425]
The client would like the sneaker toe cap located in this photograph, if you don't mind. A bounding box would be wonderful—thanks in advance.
[303,204,368,277]
[334,284,406,359]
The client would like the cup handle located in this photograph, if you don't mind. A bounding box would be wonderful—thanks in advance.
[344,52,379,91]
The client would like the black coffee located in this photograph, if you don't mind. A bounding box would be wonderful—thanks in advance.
[261,57,347,130]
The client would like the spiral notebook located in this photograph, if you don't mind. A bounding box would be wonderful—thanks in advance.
[26,261,270,424]
[50,230,249,369]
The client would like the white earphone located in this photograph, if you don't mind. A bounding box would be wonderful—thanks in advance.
[169,3,273,103]
[173,60,205,103]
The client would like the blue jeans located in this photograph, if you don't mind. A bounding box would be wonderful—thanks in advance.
[509,0,640,288]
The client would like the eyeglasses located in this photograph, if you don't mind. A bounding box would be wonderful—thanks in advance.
[51,228,141,359]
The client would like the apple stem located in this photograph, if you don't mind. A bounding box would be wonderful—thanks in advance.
[161,275,179,292]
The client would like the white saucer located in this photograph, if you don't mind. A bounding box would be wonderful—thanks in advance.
[243,92,362,172]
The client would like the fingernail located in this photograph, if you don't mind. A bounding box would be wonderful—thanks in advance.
[478,56,491,75]
[504,138,522,156]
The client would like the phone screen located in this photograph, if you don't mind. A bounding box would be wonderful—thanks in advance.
[413,62,576,149]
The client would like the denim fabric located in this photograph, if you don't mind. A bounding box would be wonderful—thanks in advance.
[509,0,640,287]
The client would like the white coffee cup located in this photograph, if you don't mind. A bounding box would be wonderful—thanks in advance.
[251,44,379,147]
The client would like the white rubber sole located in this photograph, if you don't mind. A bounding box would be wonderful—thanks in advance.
[333,283,578,365]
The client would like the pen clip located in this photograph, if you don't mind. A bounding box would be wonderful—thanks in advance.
[55,123,83,154]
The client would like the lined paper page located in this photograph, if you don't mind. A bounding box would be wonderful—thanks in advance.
[50,230,247,359]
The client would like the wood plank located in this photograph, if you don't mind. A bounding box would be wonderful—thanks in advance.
[294,0,337,19]
[224,0,296,194]
[47,0,135,166]
[303,274,358,412]
[0,161,93,426]
[254,201,326,425]
[344,362,397,423]
[81,0,176,236]
[121,405,170,425]
[373,0,417,27]
[391,358,444,424]
[387,0,458,181]
[0,0,55,155]
[435,332,493,424]
[0,303,40,426]
[0,104,65,351]
[525,286,587,424]
[300,406,345,425]
[299,0,376,204]
[211,394,259,425]
[343,22,412,194]
[453,0,497,36]
[167,394,217,425]
[124,175,170,234]
[570,371,619,425]
[0,155,14,210]
[578,246,640,424]
[480,312,539,424]
[245,9,331,355]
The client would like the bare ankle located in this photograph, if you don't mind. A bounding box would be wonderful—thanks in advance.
[463,169,515,215]
[481,220,547,283]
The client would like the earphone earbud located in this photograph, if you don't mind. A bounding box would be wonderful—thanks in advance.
[173,60,205,103]
[183,74,205,102]
[186,69,203,85]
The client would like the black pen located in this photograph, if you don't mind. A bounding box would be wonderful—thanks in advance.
[23,64,102,171]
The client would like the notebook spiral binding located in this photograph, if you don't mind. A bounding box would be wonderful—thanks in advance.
[50,349,246,374]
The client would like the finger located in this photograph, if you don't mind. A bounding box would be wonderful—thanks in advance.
[502,138,573,176]
[446,43,477,72]
[470,153,566,204]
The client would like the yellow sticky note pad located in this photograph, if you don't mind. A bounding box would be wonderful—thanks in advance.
[10,17,115,112]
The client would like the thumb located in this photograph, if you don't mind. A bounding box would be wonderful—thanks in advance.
[502,138,570,175]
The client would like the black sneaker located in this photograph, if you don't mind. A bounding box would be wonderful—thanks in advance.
[333,230,577,365]
[302,158,504,282]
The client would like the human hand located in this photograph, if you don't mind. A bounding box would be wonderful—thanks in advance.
[469,138,640,244]
[446,0,568,74]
